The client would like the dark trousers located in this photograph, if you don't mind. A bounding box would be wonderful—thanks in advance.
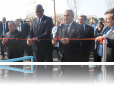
[36,65,53,82]
[36,51,53,62]
[0,37,5,58]
[22,41,33,56]
[82,65,91,85]
[82,48,90,62]
[94,49,101,62]
[8,65,24,82]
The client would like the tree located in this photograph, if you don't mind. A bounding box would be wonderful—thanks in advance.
[67,0,82,20]
[105,0,114,9]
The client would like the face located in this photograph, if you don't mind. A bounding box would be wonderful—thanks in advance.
[98,23,103,28]
[56,22,60,27]
[8,22,16,32]
[15,19,20,26]
[79,16,86,25]
[93,20,97,24]
[2,17,6,23]
[105,13,114,27]
[36,8,44,18]
[64,10,74,24]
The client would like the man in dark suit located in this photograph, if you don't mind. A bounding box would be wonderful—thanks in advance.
[2,21,23,82]
[0,17,9,59]
[52,10,85,83]
[27,4,53,82]
[79,15,95,62]
[15,19,33,57]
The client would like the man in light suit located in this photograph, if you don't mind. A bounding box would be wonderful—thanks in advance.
[27,4,53,82]
[95,8,114,83]
[0,17,9,59]
[52,10,84,83]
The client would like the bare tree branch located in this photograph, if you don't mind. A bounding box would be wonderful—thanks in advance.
[105,0,114,9]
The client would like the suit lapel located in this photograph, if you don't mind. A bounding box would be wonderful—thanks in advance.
[34,18,37,32]
[67,21,75,38]
[107,28,114,37]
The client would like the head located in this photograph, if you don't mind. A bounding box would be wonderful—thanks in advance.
[64,10,74,24]
[93,18,98,24]
[8,21,16,32]
[98,22,104,29]
[2,17,6,24]
[104,8,114,27]
[99,18,104,22]
[26,21,30,25]
[35,4,44,18]
[56,21,60,27]
[23,20,26,23]
[79,15,87,25]
[15,19,21,26]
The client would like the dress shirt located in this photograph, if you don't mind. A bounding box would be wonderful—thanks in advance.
[17,23,21,31]
[97,26,114,56]
[83,24,85,31]
[2,23,6,36]
[37,15,44,26]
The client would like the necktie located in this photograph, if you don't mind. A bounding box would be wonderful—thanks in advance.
[65,25,69,38]
[97,27,111,56]
[37,18,40,30]
[3,24,5,36]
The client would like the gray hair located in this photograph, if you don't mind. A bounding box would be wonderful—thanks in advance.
[35,4,43,10]
[80,15,87,20]
[65,9,74,16]
[8,21,16,25]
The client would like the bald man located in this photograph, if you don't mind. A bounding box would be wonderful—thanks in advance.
[27,4,54,82]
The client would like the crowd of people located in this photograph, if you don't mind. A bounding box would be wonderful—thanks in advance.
[0,4,114,83]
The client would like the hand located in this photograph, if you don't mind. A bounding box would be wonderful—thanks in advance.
[52,39,58,45]
[27,38,33,46]
[95,36,104,42]
[61,38,69,44]
[32,37,38,42]
[2,38,8,45]
[90,51,94,55]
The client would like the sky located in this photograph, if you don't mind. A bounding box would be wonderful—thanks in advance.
[0,0,109,21]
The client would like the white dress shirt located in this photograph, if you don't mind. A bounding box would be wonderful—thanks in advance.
[52,26,59,47]
[2,23,6,36]
[17,23,21,31]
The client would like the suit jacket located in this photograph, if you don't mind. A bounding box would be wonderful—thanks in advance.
[5,29,22,59]
[82,24,95,52]
[20,23,30,39]
[56,21,84,62]
[94,26,114,62]
[0,22,9,37]
[28,15,53,54]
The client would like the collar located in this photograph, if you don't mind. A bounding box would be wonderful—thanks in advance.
[65,21,74,26]
[3,23,6,25]
[10,29,16,33]
[110,26,114,30]
[37,14,44,22]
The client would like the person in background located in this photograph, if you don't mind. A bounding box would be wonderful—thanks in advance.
[92,18,98,32]
[52,21,60,54]
[0,17,9,59]
[95,22,104,37]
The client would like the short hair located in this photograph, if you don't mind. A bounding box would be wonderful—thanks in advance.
[104,8,114,19]
[98,21,104,26]
[65,9,74,16]
[17,19,21,21]
[35,4,43,10]
[80,15,87,20]
[2,17,6,19]
[57,21,60,24]
[8,21,16,25]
